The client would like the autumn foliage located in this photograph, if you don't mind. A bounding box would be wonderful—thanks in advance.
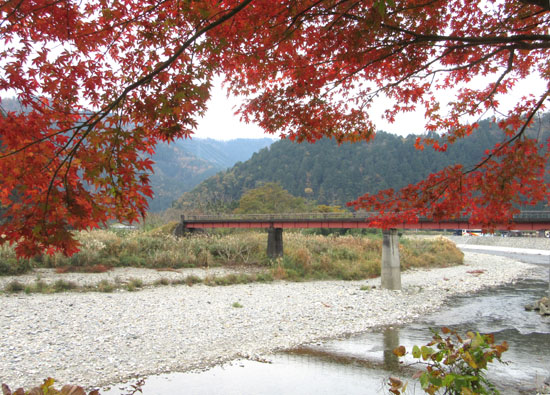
[0,0,548,256]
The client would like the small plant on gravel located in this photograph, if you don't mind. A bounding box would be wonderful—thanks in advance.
[232,301,243,308]
[182,274,202,286]
[203,275,216,286]
[126,277,144,291]
[389,327,508,395]
[34,280,50,293]
[4,280,24,293]
[96,279,115,293]
[206,273,256,286]
[154,277,170,286]
[53,279,78,292]
[169,278,186,285]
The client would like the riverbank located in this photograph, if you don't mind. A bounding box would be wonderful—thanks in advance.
[444,235,550,250]
[0,251,539,391]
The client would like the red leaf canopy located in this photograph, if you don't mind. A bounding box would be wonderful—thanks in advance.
[0,0,548,256]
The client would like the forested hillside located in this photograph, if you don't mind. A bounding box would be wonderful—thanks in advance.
[176,138,274,169]
[1,97,274,212]
[1,97,29,113]
[149,138,274,211]
[174,115,550,212]
[148,143,221,211]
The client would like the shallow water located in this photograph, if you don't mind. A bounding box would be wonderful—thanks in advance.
[103,252,550,395]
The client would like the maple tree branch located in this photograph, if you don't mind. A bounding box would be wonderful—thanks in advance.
[0,0,25,28]
[463,87,550,175]
[381,23,550,47]
[90,0,254,126]
[323,0,363,32]
[255,0,329,55]
[386,0,443,16]
[35,0,255,217]
[81,0,173,37]
[310,15,529,102]
[0,122,83,159]
[0,0,68,29]
[357,44,457,100]
[517,0,550,11]
[424,47,516,120]
[321,44,409,97]
[1,0,253,160]
[485,49,516,107]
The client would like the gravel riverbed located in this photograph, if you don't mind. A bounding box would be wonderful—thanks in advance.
[0,251,540,390]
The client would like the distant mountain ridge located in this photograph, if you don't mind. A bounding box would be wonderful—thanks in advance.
[174,114,550,212]
[176,137,274,169]
[149,137,274,211]
[148,143,220,212]
[1,97,274,212]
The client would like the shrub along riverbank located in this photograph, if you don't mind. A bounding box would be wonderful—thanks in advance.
[0,226,463,293]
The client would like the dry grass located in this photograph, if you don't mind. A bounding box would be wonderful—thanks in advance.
[1,228,463,283]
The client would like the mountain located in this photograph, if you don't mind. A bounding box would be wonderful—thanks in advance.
[148,138,274,211]
[174,114,550,212]
[1,97,28,112]
[0,97,274,212]
[147,143,222,212]
[175,137,274,169]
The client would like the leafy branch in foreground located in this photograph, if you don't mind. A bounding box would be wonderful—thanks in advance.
[2,377,98,395]
[389,327,508,395]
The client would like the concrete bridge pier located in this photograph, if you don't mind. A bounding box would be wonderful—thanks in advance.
[381,228,401,290]
[267,228,284,258]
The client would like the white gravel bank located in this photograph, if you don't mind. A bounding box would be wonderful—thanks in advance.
[0,252,538,390]
[0,266,263,290]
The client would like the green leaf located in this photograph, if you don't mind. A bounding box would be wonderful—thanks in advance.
[442,374,455,386]
[471,332,484,349]
[454,377,466,389]
[421,345,435,360]
[462,351,478,369]
[419,373,430,388]
[412,345,421,358]
[428,376,442,387]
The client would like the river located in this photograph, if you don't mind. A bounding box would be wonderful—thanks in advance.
[102,249,550,395]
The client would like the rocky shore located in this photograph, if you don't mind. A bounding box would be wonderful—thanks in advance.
[0,251,539,390]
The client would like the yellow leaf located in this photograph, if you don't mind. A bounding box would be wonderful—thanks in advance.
[462,352,478,369]
[388,377,403,387]
[393,346,407,357]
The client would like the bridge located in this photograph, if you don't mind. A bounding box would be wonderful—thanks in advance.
[178,211,550,231]
[177,211,550,291]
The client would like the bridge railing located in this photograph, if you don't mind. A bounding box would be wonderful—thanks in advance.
[182,212,375,221]
[513,211,550,220]
[181,210,550,222]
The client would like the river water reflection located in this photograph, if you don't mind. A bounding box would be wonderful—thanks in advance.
[104,252,550,395]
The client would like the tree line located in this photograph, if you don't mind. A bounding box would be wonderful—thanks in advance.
[175,114,550,213]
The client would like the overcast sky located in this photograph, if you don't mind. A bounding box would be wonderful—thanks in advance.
[191,80,424,140]
[192,74,547,141]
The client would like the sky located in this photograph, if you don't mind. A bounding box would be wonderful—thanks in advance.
[192,74,547,141]
[192,80,272,141]
[191,79,425,141]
